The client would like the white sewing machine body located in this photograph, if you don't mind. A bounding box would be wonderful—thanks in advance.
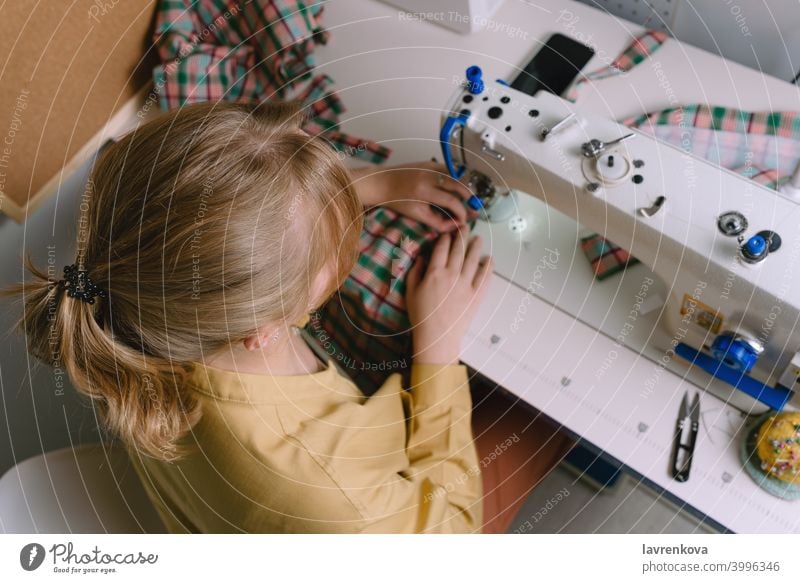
[441,70,800,412]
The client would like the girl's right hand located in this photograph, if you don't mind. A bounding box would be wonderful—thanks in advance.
[405,231,493,365]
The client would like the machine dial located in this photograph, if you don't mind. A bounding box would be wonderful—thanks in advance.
[581,150,632,187]
[717,211,748,236]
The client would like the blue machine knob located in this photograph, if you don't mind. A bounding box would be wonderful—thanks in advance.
[711,333,760,373]
[466,65,484,95]
[745,235,767,257]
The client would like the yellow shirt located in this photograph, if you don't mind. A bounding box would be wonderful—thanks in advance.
[127,356,483,533]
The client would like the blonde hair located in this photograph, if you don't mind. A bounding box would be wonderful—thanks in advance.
[4,101,362,460]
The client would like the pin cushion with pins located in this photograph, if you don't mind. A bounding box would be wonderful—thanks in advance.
[741,411,800,500]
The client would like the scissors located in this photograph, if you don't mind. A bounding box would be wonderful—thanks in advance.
[671,391,700,482]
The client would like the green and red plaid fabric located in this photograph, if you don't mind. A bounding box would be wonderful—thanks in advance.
[580,233,638,281]
[151,0,390,163]
[307,207,439,394]
[565,30,668,101]
[624,104,800,190]
[624,105,800,139]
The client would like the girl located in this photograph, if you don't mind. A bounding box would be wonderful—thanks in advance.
[8,100,571,533]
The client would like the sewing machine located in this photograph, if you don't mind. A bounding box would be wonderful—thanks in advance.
[318,0,800,532]
[440,66,800,414]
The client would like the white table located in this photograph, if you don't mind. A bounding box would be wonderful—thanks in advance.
[314,0,800,532]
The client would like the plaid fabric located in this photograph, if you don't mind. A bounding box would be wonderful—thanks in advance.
[730,166,780,190]
[151,0,390,163]
[565,30,668,101]
[624,105,800,190]
[306,207,439,394]
[580,233,638,281]
[625,106,800,138]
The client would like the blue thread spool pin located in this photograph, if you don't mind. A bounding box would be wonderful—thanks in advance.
[746,235,766,257]
[466,66,484,95]
[742,234,769,263]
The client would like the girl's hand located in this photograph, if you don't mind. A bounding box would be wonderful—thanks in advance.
[405,231,493,365]
[351,161,479,232]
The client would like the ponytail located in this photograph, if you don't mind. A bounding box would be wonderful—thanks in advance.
[3,255,200,460]
[3,100,359,462]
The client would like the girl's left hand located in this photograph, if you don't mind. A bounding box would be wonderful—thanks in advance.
[351,161,479,232]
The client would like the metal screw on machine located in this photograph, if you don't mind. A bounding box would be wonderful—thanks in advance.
[585,182,601,193]
[581,133,635,158]
[481,142,505,161]
[716,210,748,236]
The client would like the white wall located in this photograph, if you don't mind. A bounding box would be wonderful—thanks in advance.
[0,158,103,477]
[584,0,800,81]
[672,0,800,82]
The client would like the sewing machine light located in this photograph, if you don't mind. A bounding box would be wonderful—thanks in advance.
[508,215,528,233]
[506,210,539,242]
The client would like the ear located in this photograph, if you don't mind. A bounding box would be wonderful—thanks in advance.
[308,263,337,309]
[243,323,281,351]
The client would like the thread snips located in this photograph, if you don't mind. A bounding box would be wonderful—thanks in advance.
[671,391,700,482]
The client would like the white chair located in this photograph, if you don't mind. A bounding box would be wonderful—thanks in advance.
[0,444,165,533]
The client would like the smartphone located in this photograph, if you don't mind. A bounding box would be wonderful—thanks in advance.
[510,33,595,97]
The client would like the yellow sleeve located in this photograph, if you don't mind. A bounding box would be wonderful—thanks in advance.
[276,363,483,533]
[386,363,483,533]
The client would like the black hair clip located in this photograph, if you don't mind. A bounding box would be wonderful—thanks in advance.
[59,264,107,305]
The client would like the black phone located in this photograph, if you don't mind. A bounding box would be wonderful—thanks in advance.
[510,33,595,97]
